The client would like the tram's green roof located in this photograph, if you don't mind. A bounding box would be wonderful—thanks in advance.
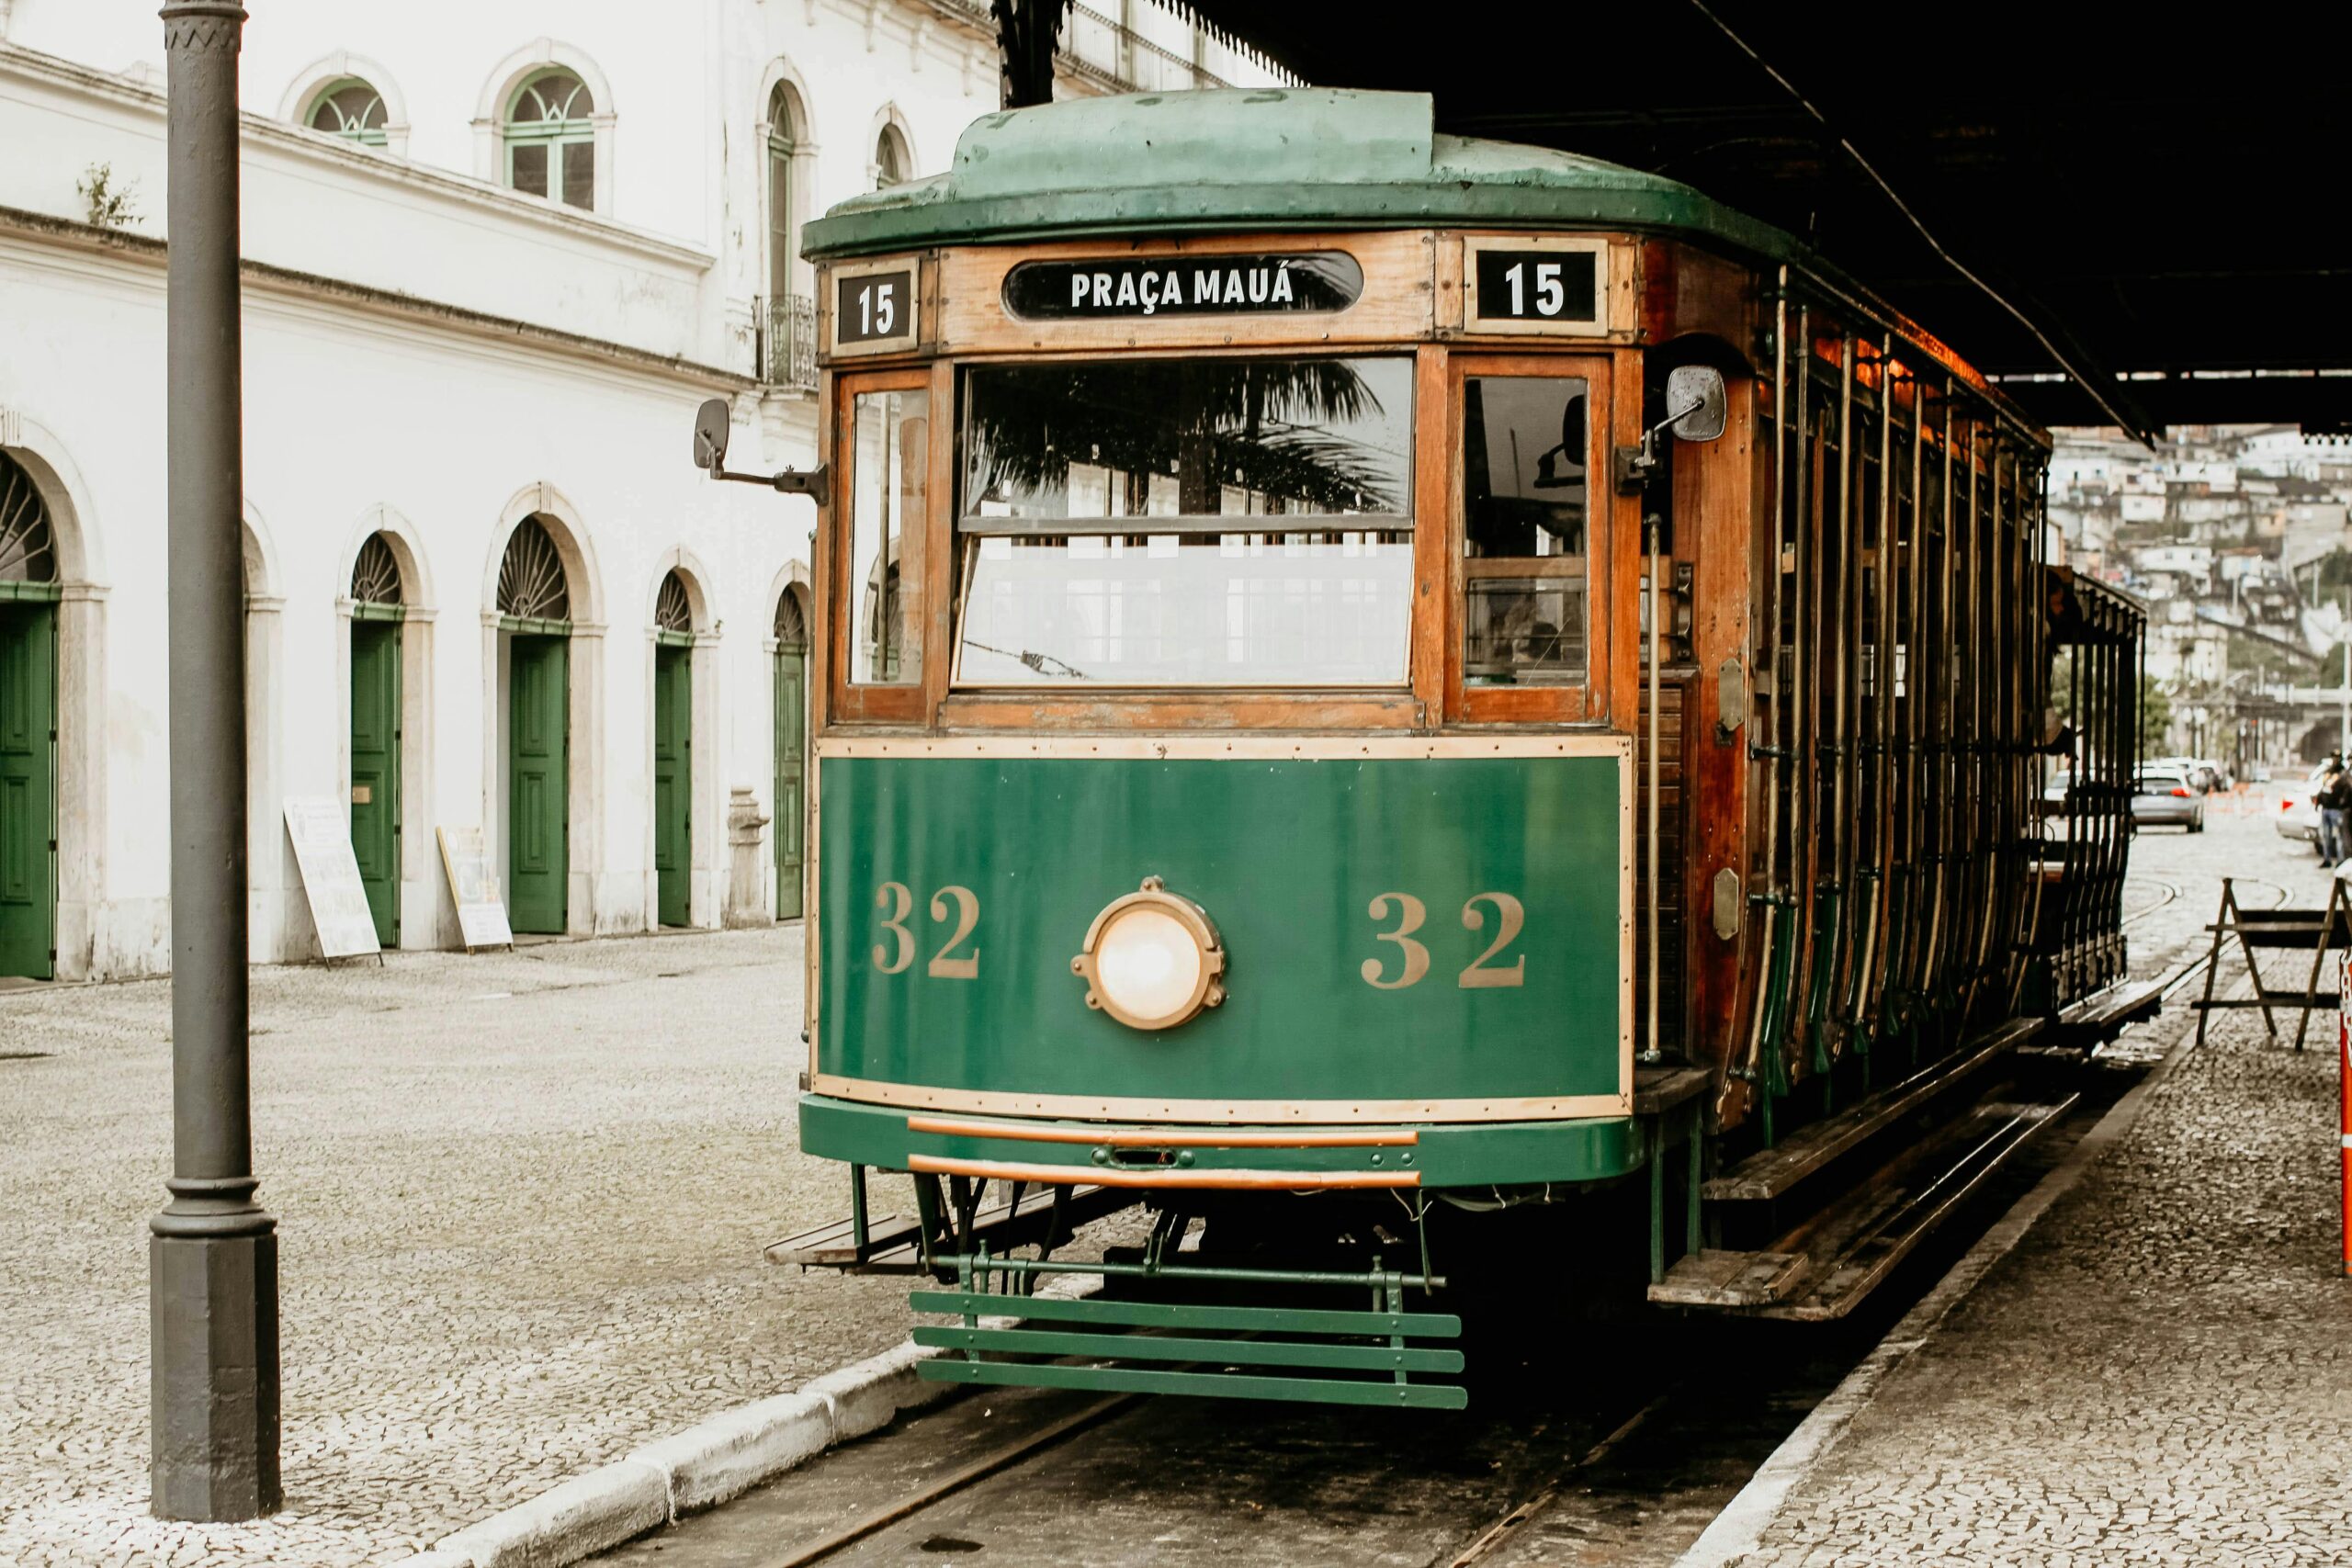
[803,88,1803,262]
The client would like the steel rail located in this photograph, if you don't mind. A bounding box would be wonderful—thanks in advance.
[2119,879,2183,931]
[1440,1390,1677,1568]
[750,1393,1140,1568]
[2132,878,2294,1013]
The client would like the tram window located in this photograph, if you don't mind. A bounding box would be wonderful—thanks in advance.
[847,388,927,685]
[950,356,1414,686]
[961,357,1412,523]
[956,530,1413,686]
[1462,375,1589,687]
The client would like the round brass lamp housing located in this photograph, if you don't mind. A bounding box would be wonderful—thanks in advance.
[1071,876,1227,1032]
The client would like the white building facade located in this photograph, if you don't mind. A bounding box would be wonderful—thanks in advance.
[0,0,1283,981]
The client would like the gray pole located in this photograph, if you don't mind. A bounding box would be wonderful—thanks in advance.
[150,0,279,1522]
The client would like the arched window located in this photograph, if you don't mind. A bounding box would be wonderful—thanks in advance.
[766,85,800,304]
[506,69,595,209]
[497,516,571,623]
[0,454,58,587]
[350,533,403,607]
[874,122,910,190]
[655,570,693,635]
[309,78,389,146]
[774,585,808,649]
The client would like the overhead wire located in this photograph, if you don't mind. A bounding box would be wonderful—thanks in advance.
[1681,0,2157,445]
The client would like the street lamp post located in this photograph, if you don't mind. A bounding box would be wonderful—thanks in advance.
[150,0,279,1522]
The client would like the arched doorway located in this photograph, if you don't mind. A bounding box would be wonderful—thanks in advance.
[652,570,693,928]
[349,533,404,947]
[498,517,572,934]
[773,585,809,919]
[0,452,58,979]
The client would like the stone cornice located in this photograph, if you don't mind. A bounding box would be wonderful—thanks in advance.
[0,203,754,395]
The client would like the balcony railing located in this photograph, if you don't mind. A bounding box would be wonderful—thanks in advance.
[756,293,816,392]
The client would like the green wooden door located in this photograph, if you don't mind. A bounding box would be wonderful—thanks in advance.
[349,618,401,947]
[508,634,569,935]
[653,643,691,927]
[773,643,807,919]
[0,603,55,979]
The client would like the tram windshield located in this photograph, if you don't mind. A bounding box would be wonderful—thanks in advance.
[954,357,1413,686]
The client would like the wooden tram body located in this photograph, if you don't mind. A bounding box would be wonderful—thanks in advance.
[770,89,2148,1408]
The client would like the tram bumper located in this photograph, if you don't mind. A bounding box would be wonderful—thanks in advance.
[797,1094,1663,1411]
[798,1092,1648,1190]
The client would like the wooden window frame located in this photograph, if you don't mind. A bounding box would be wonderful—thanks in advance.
[827,363,946,726]
[1444,349,1628,728]
[932,344,1432,733]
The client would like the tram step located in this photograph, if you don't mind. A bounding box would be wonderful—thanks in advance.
[1702,1016,2041,1204]
[763,1182,1130,1274]
[1649,1092,2075,1317]
[2045,975,2165,1043]
[1759,1094,2076,1322]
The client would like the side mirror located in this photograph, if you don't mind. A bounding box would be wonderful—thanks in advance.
[693,398,731,472]
[1666,366,1726,443]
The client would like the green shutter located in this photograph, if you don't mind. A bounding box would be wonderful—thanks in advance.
[507,635,569,935]
[774,645,807,919]
[0,604,56,980]
[653,644,691,927]
[349,619,401,947]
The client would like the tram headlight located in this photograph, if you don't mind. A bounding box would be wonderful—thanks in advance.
[1072,876,1226,1032]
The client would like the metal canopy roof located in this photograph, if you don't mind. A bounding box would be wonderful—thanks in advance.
[1170,1,2352,437]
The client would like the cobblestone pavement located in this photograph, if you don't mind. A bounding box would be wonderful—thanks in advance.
[1729,799,2352,1567]
[0,927,944,1567]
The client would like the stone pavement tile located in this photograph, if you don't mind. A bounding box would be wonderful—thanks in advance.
[0,926,1109,1567]
[1730,820,2352,1568]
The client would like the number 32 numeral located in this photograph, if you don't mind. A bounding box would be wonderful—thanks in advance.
[1361,891,1526,989]
[873,881,979,980]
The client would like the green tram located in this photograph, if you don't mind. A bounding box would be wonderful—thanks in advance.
[709,89,2149,1410]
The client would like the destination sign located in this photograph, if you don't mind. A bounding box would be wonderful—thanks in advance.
[1002,252,1363,321]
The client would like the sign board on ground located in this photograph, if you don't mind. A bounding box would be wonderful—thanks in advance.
[436,827,514,953]
[283,796,382,961]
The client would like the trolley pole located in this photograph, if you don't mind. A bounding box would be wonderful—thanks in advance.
[150,0,280,1521]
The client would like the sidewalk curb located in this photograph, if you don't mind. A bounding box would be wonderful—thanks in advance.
[1670,998,2211,1568]
[393,1271,1102,1568]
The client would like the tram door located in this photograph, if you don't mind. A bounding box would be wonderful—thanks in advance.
[772,590,808,919]
[348,618,401,947]
[652,643,691,927]
[507,635,569,934]
[0,601,55,980]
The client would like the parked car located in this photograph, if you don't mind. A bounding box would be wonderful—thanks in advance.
[2148,754,2225,794]
[2272,761,2327,849]
[2132,766,2206,831]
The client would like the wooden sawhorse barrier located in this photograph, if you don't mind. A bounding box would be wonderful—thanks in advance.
[2195,875,2352,1051]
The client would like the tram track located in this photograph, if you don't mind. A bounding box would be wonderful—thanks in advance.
[752,1393,1140,1568]
[1437,1389,1675,1567]
[2119,877,2179,930]
[601,870,2280,1568]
